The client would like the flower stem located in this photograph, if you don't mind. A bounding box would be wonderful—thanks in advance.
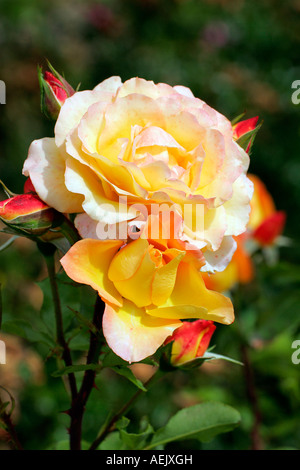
[240,344,264,450]
[60,216,81,246]
[233,284,264,450]
[69,295,105,450]
[39,243,78,401]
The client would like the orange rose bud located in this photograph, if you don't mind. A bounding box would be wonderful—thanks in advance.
[248,174,286,246]
[0,194,56,235]
[253,211,286,246]
[38,64,75,120]
[166,320,216,366]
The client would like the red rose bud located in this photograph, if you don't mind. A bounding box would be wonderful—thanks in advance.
[0,194,57,236]
[253,211,286,246]
[38,64,75,120]
[23,177,36,194]
[233,116,260,153]
[166,320,216,366]
[233,116,259,139]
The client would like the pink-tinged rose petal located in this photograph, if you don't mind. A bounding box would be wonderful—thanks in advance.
[93,76,122,93]
[103,300,181,362]
[223,173,254,236]
[23,138,84,213]
[201,236,237,273]
[55,89,115,148]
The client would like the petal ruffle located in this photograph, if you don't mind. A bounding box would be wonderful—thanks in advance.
[60,238,123,306]
[147,262,234,325]
[103,299,181,362]
[23,138,84,213]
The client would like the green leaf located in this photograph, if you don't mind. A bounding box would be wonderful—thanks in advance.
[202,351,243,365]
[48,440,90,450]
[119,422,154,450]
[51,363,101,377]
[116,416,130,430]
[98,431,126,450]
[68,306,98,335]
[178,351,243,369]
[0,179,17,198]
[231,112,245,126]
[1,319,55,347]
[111,366,147,391]
[102,350,129,368]
[146,402,241,449]
[1,321,28,338]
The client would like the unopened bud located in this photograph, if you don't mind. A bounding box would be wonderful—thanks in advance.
[165,320,216,366]
[38,63,75,120]
[0,193,59,236]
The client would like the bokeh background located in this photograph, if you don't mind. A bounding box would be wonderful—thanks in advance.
[0,0,300,450]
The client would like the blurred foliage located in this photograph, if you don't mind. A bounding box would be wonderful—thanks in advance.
[0,0,300,451]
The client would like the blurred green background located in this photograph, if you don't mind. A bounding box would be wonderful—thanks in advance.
[0,0,300,450]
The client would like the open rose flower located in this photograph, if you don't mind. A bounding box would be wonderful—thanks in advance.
[23,76,253,272]
[202,233,254,292]
[61,212,234,362]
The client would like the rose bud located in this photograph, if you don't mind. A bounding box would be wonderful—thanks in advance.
[0,193,58,236]
[233,116,259,153]
[166,320,216,366]
[23,177,36,194]
[38,64,75,120]
[253,211,286,246]
[248,174,286,246]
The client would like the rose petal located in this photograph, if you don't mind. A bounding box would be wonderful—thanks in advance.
[60,238,123,306]
[147,262,234,325]
[103,300,181,362]
[23,138,84,213]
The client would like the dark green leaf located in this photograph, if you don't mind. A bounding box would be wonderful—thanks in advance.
[51,363,102,377]
[146,402,241,449]
[111,366,147,391]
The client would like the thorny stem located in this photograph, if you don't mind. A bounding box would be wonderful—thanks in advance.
[241,344,264,450]
[233,284,264,450]
[69,295,105,450]
[40,243,78,401]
